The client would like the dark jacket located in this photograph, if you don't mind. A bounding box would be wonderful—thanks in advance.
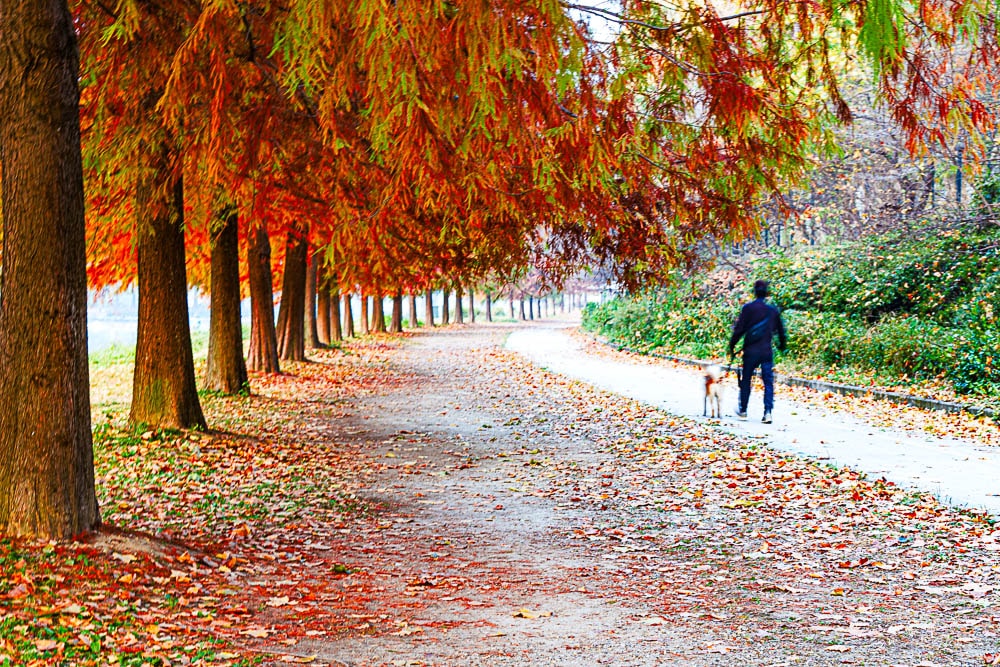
[729,298,787,359]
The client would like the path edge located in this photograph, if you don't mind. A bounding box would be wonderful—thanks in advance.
[588,333,997,420]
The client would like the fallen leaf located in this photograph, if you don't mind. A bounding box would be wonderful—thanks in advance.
[242,628,271,638]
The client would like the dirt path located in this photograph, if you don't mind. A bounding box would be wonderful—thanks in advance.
[254,323,1000,666]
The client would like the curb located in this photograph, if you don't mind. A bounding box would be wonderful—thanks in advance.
[596,338,997,420]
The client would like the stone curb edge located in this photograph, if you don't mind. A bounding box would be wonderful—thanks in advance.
[594,336,997,420]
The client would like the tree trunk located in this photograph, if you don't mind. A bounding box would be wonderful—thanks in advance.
[342,294,355,338]
[442,289,451,324]
[360,296,370,334]
[330,290,343,341]
[485,292,493,322]
[509,292,515,321]
[469,289,476,323]
[455,283,465,324]
[247,226,280,373]
[409,294,418,328]
[520,297,526,320]
[372,293,387,332]
[305,250,321,349]
[0,2,100,538]
[205,207,248,394]
[529,296,535,320]
[317,285,331,345]
[131,165,206,430]
[390,292,403,333]
[425,289,434,327]
[276,232,308,361]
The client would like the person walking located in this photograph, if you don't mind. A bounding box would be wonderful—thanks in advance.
[728,280,787,424]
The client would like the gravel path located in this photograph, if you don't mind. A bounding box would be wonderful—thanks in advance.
[288,322,1000,667]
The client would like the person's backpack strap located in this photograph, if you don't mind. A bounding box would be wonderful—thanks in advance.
[743,315,770,346]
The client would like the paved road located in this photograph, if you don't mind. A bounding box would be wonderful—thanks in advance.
[506,321,1000,517]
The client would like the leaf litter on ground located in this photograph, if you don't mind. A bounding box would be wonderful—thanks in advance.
[3,326,1000,666]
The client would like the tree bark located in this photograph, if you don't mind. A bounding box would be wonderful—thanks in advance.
[409,294,419,328]
[305,250,321,349]
[485,292,493,322]
[276,232,308,361]
[529,296,535,320]
[520,297,526,320]
[360,296,370,334]
[205,207,248,394]
[455,283,465,324]
[469,289,476,323]
[442,289,451,324]
[330,290,343,341]
[372,293,387,332]
[0,2,100,538]
[130,162,206,430]
[317,284,331,345]
[425,289,435,327]
[247,226,280,373]
[509,291,515,321]
[342,294,355,338]
[390,292,403,333]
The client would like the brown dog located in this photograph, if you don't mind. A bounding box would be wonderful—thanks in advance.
[703,364,723,418]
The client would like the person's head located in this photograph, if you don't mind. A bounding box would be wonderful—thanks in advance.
[753,280,770,299]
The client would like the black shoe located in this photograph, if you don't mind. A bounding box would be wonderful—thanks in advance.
[736,410,747,420]
[762,411,772,424]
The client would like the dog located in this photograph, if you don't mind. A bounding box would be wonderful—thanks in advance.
[703,364,723,418]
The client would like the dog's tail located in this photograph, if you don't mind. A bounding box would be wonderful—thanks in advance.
[705,364,722,382]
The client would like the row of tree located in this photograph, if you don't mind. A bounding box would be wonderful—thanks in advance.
[2,0,997,537]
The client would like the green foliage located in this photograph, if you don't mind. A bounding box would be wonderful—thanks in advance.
[584,223,1000,400]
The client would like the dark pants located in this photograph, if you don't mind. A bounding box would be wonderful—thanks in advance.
[739,352,774,412]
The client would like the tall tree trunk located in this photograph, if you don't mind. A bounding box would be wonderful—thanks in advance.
[360,295,370,334]
[276,233,308,361]
[342,294,355,338]
[247,226,280,373]
[425,289,434,327]
[131,164,206,430]
[529,296,535,320]
[372,293,387,332]
[485,292,493,322]
[317,284,331,345]
[305,250,321,349]
[520,297,526,320]
[509,291,515,321]
[469,289,476,323]
[442,289,451,324]
[390,292,403,333]
[409,294,419,328]
[330,290,343,342]
[205,207,248,394]
[455,283,465,324]
[0,2,100,538]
